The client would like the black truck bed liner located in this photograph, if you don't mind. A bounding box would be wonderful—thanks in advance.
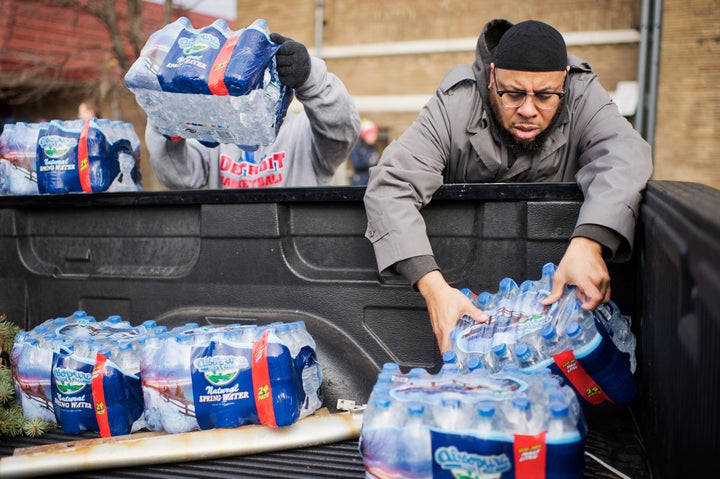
[1,181,717,478]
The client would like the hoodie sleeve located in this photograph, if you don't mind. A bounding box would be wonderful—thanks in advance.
[145,118,211,189]
[292,57,361,175]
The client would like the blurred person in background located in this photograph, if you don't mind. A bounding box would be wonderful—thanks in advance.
[77,99,100,120]
[350,120,379,186]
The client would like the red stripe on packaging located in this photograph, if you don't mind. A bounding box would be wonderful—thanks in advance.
[553,350,611,404]
[252,329,276,427]
[77,119,92,192]
[514,431,547,478]
[91,353,111,437]
[208,34,239,96]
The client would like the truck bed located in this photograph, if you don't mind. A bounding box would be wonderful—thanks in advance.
[1,181,717,478]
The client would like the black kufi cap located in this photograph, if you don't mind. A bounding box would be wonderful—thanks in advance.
[493,20,567,72]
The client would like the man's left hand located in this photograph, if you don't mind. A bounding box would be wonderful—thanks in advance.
[541,236,611,310]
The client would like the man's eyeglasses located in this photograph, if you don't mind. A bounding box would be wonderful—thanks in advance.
[493,71,566,110]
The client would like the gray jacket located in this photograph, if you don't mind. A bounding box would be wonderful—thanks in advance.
[147,57,360,189]
[364,18,653,282]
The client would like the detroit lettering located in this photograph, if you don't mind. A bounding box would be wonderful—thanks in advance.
[220,152,285,188]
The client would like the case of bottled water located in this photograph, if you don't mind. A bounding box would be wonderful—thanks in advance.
[141,321,322,433]
[10,311,150,436]
[449,263,638,406]
[125,18,292,149]
[360,364,587,479]
[0,119,142,195]
[11,313,322,437]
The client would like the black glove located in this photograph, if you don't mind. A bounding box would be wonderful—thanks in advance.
[270,33,311,89]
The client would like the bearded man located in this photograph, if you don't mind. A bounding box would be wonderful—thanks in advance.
[363,19,653,352]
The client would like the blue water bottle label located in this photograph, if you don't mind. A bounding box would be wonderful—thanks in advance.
[92,357,144,437]
[431,430,513,478]
[51,352,98,434]
[191,340,257,429]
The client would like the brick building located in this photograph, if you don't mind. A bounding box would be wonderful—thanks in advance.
[1,0,718,189]
[240,0,719,189]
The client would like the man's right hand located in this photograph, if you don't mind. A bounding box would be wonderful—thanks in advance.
[416,270,490,353]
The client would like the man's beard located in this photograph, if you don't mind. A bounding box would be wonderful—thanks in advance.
[489,95,564,156]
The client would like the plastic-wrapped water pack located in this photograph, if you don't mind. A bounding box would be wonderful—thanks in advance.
[11,314,322,437]
[448,263,638,406]
[125,18,292,148]
[360,364,587,479]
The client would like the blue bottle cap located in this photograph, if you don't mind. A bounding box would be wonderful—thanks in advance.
[566,321,581,338]
[499,277,518,293]
[442,350,458,364]
[477,292,493,309]
[541,323,556,340]
[382,362,400,373]
[441,398,461,409]
[373,396,391,409]
[477,401,495,418]
[492,343,507,356]
[465,356,482,371]
[407,402,425,415]
[515,343,531,360]
[550,401,569,418]
[512,396,531,411]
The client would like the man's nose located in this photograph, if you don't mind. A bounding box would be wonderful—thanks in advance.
[516,95,539,116]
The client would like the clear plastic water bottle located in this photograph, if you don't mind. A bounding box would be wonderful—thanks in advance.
[223,19,281,96]
[158,334,199,434]
[398,402,432,477]
[360,393,403,473]
[464,355,483,373]
[114,341,140,376]
[515,341,540,370]
[489,342,516,372]
[596,302,637,373]
[474,400,499,438]
[433,397,466,432]
[565,320,596,353]
[537,262,557,292]
[126,17,193,91]
[503,396,538,435]
[476,290,495,311]
[546,401,581,442]
[539,323,570,358]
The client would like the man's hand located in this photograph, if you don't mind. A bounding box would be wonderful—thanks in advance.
[269,33,311,89]
[416,270,490,353]
[541,236,611,310]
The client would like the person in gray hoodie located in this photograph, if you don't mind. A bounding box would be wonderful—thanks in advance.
[363,19,653,352]
[146,33,360,189]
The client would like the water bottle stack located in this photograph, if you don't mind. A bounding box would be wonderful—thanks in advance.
[124,17,292,148]
[0,119,142,195]
[11,314,322,437]
[141,320,321,433]
[10,311,151,436]
[360,364,587,479]
[449,263,638,406]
